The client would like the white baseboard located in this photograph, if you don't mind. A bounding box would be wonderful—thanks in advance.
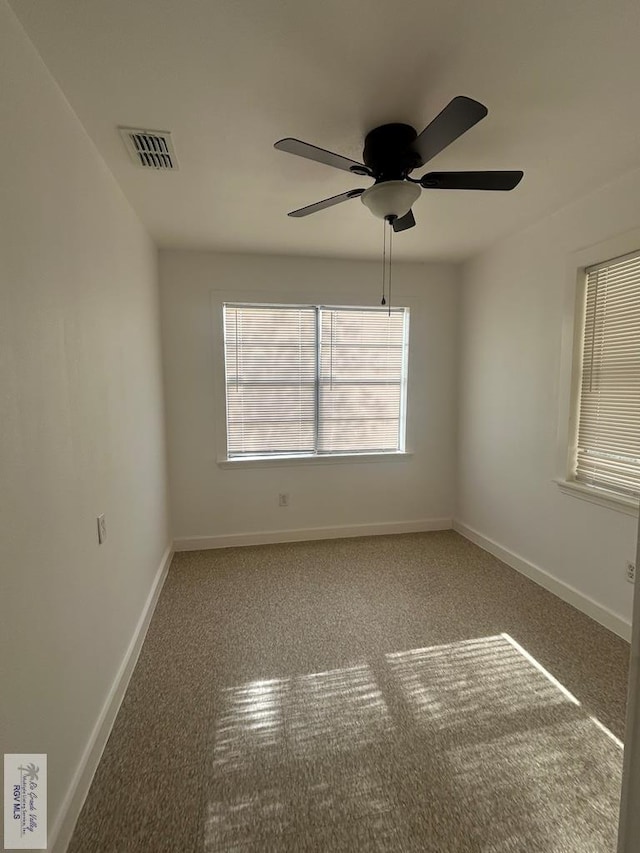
[174,518,452,552]
[453,520,631,642]
[49,543,174,853]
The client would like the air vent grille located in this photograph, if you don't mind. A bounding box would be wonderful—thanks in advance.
[119,127,178,170]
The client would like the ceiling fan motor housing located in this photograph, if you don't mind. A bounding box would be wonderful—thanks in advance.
[362,123,422,181]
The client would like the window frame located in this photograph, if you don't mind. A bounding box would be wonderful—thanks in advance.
[220,302,411,465]
[555,234,640,516]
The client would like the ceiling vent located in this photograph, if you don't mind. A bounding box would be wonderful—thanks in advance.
[119,127,178,170]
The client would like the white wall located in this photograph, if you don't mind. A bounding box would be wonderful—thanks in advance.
[0,1,170,847]
[160,250,459,544]
[617,521,640,850]
[457,167,640,634]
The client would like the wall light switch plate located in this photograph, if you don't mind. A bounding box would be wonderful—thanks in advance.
[626,561,635,584]
[97,514,107,544]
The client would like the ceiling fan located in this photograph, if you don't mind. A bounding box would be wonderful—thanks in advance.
[274,96,523,232]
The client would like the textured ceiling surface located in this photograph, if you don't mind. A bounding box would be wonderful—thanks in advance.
[9,0,640,260]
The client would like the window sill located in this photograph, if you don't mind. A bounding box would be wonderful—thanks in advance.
[555,479,639,517]
[218,451,413,469]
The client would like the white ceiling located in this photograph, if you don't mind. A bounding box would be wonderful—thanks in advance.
[9,0,640,261]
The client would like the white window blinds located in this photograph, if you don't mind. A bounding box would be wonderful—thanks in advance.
[575,251,640,497]
[319,308,406,453]
[224,306,316,456]
[223,304,409,459]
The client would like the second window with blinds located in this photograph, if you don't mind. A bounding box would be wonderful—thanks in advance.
[571,250,640,499]
[223,304,409,460]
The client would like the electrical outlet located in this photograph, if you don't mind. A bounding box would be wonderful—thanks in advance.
[626,561,636,584]
[97,514,107,544]
[278,493,289,507]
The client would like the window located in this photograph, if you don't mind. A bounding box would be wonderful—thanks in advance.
[572,250,640,497]
[223,304,409,460]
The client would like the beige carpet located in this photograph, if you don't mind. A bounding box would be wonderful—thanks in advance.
[68,531,629,852]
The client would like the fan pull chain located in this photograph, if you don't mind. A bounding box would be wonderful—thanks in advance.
[381,217,387,306]
[387,219,393,316]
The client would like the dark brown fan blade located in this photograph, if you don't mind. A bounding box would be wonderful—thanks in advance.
[275,138,369,175]
[288,189,366,217]
[413,96,488,166]
[421,171,524,190]
[393,210,416,232]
